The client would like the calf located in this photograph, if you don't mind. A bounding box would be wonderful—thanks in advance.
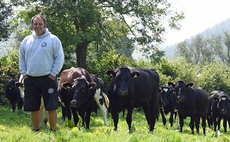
[106,66,159,132]
[5,79,23,113]
[208,90,230,135]
[159,85,177,128]
[168,81,208,135]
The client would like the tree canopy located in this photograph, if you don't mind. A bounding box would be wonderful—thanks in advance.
[0,0,12,41]
[176,32,230,66]
[10,0,184,69]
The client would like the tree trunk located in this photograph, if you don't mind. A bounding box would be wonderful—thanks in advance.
[76,42,90,69]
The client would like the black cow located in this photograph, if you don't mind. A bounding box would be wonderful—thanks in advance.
[168,81,208,135]
[58,67,109,128]
[208,90,230,135]
[5,79,23,113]
[106,66,159,132]
[159,84,177,128]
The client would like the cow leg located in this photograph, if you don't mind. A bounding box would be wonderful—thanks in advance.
[78,111,85,127]
[11,100,16,112]
[84,111,91,129]
[201,115,207,135]
[61,105,67,123]
[65,103,72,121]
[223,118,227,132]
[215,117,221,136]
[143,104,155,132]
[160,108,166,126]
[213,116,218,131]
[168,112,173,128]
[111,111,119,131]
[195,117,200,134]
[126,108,133,132]
[189,117,195,134]
[17,98,23,115]
[179,115,184,132]
[217,118,221,131]
[207,114,213,128]
[71,107,79,126]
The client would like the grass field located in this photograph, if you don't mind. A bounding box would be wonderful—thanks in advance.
[1,105,230,142]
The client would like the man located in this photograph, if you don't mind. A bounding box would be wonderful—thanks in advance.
[19,15,64,131]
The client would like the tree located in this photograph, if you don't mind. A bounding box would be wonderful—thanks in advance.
[11,0,184,69]
[222,32,230,65]
[0,0,12,41]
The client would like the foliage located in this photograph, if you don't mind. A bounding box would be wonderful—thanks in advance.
[0,50,20,104]
[87,49,136,88]
[176,32,230,66]
[0,0,13,41]
[195,63,230,93]
[1,106,230,142]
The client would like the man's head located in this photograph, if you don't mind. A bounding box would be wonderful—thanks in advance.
[31,15,47,36]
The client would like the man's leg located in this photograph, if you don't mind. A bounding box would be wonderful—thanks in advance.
[48,110,57,130]
[31,110,40,130]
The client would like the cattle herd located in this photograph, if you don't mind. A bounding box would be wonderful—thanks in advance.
[4,66,230,136]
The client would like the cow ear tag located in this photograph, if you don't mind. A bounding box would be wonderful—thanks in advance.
[66,86,71,89]
[109,73,113,77]
[133,74,138,78]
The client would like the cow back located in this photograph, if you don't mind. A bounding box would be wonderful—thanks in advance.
[59,67,93,90]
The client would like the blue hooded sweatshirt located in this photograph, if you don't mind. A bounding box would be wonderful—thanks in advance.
[19,28,64,77]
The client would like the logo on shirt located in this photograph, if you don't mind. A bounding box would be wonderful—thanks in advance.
[41,42,47,47]
[48,88,54,94]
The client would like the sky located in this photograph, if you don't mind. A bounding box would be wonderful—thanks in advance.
[164,0,230,46]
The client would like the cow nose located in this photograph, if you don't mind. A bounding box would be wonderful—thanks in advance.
[71,100,77,107]
[119,90,128,96]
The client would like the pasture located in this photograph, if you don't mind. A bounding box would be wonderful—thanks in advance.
[0,105,230,142]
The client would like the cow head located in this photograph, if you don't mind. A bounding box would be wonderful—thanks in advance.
[159,85,175,106]
[214,95,230,115]
[168,81,193,103]
[106,66,140,96]
[63,77,96,108]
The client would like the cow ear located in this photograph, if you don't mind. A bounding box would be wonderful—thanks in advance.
[106,70,115,77]
[63,83,72,90]
[131,72,140,78]
[186,83,193,87]
[168,82,175,87]
[88,82,96,89]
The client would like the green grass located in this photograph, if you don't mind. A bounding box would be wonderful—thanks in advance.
[1,105,230,142]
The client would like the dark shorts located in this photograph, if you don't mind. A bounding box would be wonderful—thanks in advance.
[24,75,58,111]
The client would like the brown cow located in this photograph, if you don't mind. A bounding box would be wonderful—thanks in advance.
[58,67,109,128]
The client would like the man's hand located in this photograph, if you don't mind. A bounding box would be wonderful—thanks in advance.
[48,74,56,80]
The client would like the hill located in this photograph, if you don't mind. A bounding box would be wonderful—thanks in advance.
[162,18,230,58]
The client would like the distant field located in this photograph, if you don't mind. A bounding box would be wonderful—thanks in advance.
[0,105,230,142]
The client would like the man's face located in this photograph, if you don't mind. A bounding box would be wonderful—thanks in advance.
[32,17,46,36]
